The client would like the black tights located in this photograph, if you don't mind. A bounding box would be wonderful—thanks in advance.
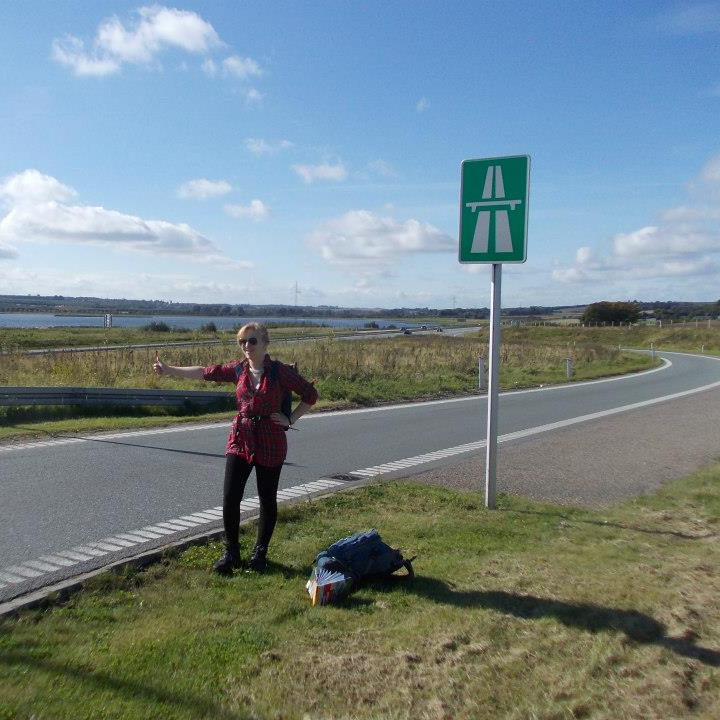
[222,454,282,549]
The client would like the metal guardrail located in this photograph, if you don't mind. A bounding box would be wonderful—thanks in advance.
[0,386,234,408]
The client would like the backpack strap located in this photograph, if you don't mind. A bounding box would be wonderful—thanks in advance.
[269,360,294,420]
[402,557,415,579]
[234,360,246,383]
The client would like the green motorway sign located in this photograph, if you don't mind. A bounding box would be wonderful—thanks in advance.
[459,155,530,263]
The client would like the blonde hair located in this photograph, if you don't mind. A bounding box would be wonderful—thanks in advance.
[237,322,270,345]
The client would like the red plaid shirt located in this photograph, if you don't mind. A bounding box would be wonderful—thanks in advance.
[203,354,318,467]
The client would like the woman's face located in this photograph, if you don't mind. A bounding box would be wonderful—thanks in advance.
[238,331,268,363]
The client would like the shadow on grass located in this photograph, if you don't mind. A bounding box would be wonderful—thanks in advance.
[0,647,249,720]
[384,575,720,667]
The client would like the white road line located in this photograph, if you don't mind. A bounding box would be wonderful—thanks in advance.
[103,537,136,548]
[155,522,190,531]
[89,541,125,552]
[340,370,720,481]
[73,545,108,558]
[164,518,199,528]
[115,533,149,544]
[0,355,679,456]
[189,512,222,521]
[0,570,28,584]
[23,560,63,573]
[57,550,94,562]
[19,377,698,602]
[40,554,77,567]
[4,565,43,579]
[143,525,177,536]
[127,529,164,539]
[0,479,345,594]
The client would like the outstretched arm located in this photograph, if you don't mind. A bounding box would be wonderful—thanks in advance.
[153,352,205,380]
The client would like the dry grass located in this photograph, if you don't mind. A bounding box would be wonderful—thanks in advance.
[0,334,649,392]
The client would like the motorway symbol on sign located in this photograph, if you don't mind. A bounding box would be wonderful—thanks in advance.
[459,155,530,264]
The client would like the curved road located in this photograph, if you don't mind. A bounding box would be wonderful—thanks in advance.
[2,350,720,602]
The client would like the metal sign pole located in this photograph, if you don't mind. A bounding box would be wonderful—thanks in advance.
[485,263,502,509]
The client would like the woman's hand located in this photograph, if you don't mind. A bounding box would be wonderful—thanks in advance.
[270,412,291,429]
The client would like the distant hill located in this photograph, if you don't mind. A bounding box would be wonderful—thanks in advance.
[0,294,717,321]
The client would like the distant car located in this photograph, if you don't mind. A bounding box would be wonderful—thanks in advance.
[420,325,427,330]
[403,329,412,335]
[435,327,443,332]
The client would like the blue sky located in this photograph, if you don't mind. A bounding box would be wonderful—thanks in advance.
[1,1,719,309]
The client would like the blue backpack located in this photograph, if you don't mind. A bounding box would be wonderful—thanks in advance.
[307,530,414,605]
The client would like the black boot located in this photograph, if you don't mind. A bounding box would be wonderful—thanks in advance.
[213,542,241,575]
[248,544,267,572]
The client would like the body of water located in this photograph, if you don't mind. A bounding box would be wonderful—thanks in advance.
[0,313,424,331]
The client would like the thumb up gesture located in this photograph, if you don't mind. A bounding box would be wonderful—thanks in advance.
[153,351,167,375]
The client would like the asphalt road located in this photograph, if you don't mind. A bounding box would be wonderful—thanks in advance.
[2,350,720,602]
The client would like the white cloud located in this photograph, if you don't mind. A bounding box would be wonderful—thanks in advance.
[553,156,720,289]
[367,159,398,178]
[201,58,217,77]
[224,200,271,221]
[655,3,720,35]
[702,154,720,183]
[222,55,262,79]
[245,88,264,104]
[52,5,222,77]
[292,162,348,183]
[0,170,250,269]
[51,36,122,77]
[0,241,18,259]
[307,209,454,264]
[613,225,720,257]
[245,138,294,156]
[1,169,77,207]
[416,97,430,112]
[177,178,232,199]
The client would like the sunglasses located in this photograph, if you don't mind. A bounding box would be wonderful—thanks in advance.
[239,337,259,346]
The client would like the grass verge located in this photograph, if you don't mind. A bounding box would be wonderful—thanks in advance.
[0,331,654,442]
[1,464,719,719]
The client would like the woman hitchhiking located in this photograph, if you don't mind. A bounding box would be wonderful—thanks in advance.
[153,322,317,574]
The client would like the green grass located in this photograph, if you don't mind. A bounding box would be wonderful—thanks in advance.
[2,462,720,719]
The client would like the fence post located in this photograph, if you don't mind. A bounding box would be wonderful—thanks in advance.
[478,357,486,391]
[566,358,574,379]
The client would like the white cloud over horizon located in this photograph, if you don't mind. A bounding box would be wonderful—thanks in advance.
[307,209,454,265]
[0,169,251,269]
[552,154,720,293]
